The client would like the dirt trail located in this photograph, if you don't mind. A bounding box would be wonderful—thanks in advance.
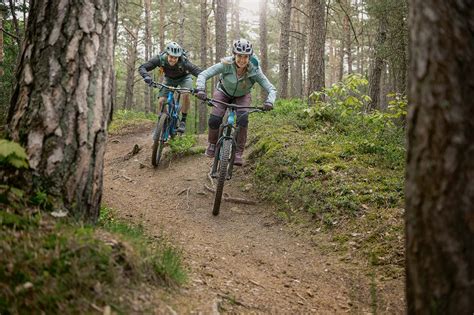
[102,125,404,314]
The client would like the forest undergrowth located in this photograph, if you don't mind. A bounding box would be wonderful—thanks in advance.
[248,75,406,277]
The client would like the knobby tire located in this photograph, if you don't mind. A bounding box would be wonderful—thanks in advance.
[213,139,232,216]
[151,115,168,167]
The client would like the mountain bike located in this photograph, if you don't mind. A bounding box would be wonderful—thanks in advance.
[205,98,263,216]
[150,82,191,167]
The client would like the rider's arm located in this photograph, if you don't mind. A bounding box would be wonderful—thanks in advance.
[184,60,203,77]
[254,68,277,104]
[196,62,226,91]
[138,55,162,79]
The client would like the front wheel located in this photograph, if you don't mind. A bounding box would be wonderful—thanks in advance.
[212,138,232,216]
[151,115,168,167]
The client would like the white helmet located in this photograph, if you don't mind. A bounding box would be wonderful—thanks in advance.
[232,39,253,55]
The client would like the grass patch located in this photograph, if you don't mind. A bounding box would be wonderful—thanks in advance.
[168,134,205,157]
[248,97,405,273]
[98,207,187,286]
[108,109,157,135]
[0,206,186,314]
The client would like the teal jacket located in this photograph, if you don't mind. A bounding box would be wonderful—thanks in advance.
[196,56,277,104]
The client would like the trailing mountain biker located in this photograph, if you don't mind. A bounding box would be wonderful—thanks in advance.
[195,38,277,166]
[139,41,202,133]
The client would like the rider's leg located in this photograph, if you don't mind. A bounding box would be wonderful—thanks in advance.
[233,93,252,166]
[234,114,248,166]
[177,93,190,133]
[153,96,166,140]
[177,75,193,133]
[157,96,166,114]
[206,114,222,157]
[206,90,230,157]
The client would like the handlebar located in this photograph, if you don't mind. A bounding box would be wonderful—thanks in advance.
[151,81,193,93]
[203,97,264,112]
[149,82,267,112]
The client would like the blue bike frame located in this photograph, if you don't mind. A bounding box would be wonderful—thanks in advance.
[160,90,181,141]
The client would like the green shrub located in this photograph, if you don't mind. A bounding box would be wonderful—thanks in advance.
[108,109,157,134]
[248,80,406,269]
[0,207,187,314]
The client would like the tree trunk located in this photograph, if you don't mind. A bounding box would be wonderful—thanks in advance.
[289,30,296,97]
[0,11,4,77]
[231,0,240,40]
[159,0,165,51]
[215,0,227,62]
[338,41,344,81]
[259,0,268,102]
[278,0,291,99]
[144,0,152,113]
[208,20,214,95]
[367,17,386,111]
[406,1,474,313]
[178,0,185,45]
[7,0,117,222]
[198,0,208,134]
[294,3,304,98]
[308,0,325,98]
[344,0,352,74]
[8,0,22,47]
[123,25,139,110]
[345,18,352,74]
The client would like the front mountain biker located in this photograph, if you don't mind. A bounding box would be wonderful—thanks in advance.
[138,41,202,133]
[195,38,277,166]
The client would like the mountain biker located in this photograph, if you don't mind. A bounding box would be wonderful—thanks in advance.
[138,41,202,133]
[195,38,277,166]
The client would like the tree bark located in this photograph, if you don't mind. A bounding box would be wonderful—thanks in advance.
[367,17,386,111]
[231,0,240,40]
[8,0,22,47]
[406,0,474,313]
[159,0,165,51]
[198,0,208,134]
[0,11,4,77]
[178,0,185,45]
[294,3,304,98]
[308,0,325,99]
[259,0,268,102]
[278,0,291,99]
[123,24,139,110]
[144,0,152,113]
[7,0,117,222]
[344,5,352,74]
[215,0,227,62]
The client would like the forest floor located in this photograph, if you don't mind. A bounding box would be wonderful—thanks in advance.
[102,123,405,314]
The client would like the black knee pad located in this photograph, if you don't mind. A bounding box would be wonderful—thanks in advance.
[208,114,222,129]
[237,112,249,127]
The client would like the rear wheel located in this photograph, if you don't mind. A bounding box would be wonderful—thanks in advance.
[151,115,168,167]
[212,139,232,216]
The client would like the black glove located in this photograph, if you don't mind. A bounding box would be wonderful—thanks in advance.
[263,102,273,111]
[196,90,207,101]
[144,76,153,86]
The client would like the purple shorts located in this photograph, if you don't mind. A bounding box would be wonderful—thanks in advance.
[211,90,251,117]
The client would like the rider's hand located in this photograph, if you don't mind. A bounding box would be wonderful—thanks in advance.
[196,90,207,101]
[263,102,273,111]
[144,76,153,86]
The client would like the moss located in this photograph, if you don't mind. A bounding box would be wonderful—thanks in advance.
[248,99,405,275]
[0,206,187,314]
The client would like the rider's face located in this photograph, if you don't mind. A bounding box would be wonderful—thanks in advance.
[167,55,178,66]
[235,54,250,68]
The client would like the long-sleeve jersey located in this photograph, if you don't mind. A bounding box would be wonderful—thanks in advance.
[138,53,202,79]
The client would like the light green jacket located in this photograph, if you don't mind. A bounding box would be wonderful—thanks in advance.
[196,56,277,104]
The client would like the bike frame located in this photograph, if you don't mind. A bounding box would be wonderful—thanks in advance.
[153,82,190,141]
[208,99,262,180]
